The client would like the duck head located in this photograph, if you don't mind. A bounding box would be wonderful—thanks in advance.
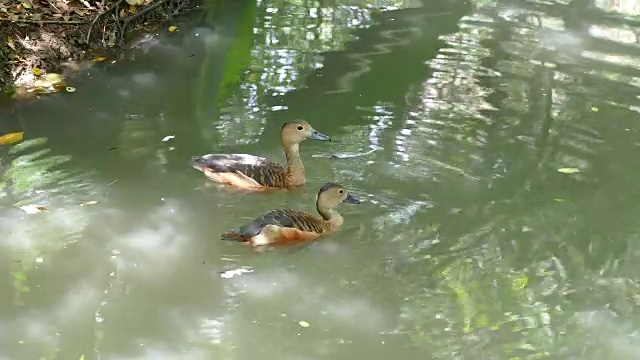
[316,182,361,209]
[281,120,331,145]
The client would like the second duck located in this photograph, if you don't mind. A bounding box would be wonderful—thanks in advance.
[191,120,330,190]
[221,182,360,247]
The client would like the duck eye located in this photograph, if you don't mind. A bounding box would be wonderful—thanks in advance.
[297,126,304,131]
[338,189,344,194]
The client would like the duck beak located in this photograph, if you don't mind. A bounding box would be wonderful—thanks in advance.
[307,129,331,141]
[343,193,361,204]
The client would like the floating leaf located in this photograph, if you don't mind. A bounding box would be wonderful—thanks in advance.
[32,67,42,76]
[298,320,310,328]
[591,106,599,112]
[66,86,76,93]
[0,132,24,145]
[168,25,178,32]
[79,355,85,360]
[91,57,107,62]
[162,135,175,142]
[557,167,581,174]
[219,267,253,279]
[19,205,48,214]
[81,200,99,206]
[513,275,528,289]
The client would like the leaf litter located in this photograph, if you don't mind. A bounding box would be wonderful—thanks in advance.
[1,0,196,98]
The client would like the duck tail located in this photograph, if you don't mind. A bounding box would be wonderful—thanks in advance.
[221,231,249,242]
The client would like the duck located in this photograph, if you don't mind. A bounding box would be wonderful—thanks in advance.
[191,120,331,190]
[221,182,361,246]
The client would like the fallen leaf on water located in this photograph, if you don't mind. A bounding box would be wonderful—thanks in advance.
[162,135,175,142]
[591,106,599,112]
[32,67,42,76]
[19,205,48,214]
[219,267,254,279]
[168,25,178,32]
[557,167,580,174]
[0,132,24,145]
[92,57,107,62]
[298,321,310,328]
[81,201,99,206]
[66,87,76,93]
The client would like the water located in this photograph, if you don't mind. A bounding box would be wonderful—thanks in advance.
[1,0,640,358]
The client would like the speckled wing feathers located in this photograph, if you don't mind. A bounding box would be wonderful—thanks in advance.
[192,154,287,187]
[230,209,326,238]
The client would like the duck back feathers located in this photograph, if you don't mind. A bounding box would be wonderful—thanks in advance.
[191,154,288,188]
[221,209,327,242]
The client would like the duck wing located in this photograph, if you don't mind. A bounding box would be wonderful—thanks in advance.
[221,209,324,241]
[191,153,287,187]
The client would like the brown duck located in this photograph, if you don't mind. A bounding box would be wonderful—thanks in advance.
[191,120,331,190]
[221,182,361,246]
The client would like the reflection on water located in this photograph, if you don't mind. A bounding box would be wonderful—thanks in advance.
[2,0,640,359]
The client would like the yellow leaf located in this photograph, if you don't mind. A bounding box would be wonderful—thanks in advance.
[19,205,49,214]
[298,320,310,328]
[6,37,16,50]
[168,25,178,32]
[557,167,581,174]
[0,131,24,145]
[91,57,107,62]
[591,106,599,112]
[32,67,42,76]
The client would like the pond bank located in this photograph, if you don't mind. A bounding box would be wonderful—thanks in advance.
[0,0,198,98]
